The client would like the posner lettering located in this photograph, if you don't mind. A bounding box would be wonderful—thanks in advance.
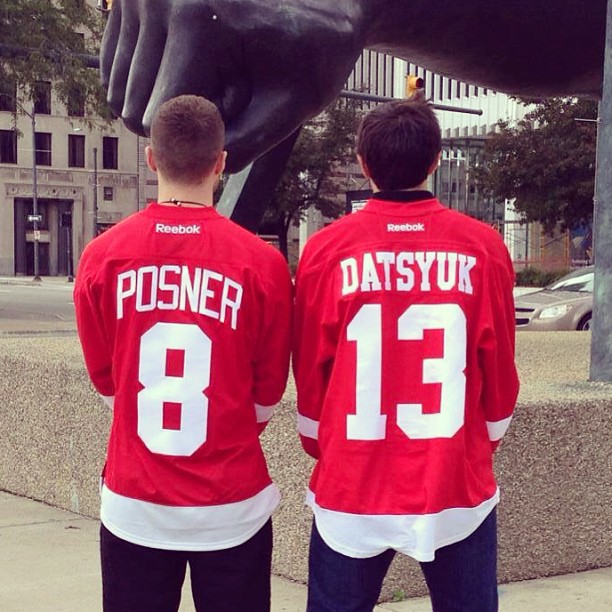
[116,265,243,330]
[387,222,426,232]
[155,223,201,235]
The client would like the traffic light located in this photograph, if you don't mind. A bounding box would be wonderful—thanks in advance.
[406,74,425,98]
[97,0,113,12]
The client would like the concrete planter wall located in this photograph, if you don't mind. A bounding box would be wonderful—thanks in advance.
[0,333,610,600]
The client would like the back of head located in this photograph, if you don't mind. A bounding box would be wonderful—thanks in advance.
[356,95,441,191]
[150,95,225,185]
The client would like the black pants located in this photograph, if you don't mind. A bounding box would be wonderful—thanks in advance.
[100,520,272,612]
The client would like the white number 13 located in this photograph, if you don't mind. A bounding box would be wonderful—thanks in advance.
[347,303,466,441]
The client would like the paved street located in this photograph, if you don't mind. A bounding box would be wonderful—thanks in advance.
[0,277,76,334]
[0,278,541,336]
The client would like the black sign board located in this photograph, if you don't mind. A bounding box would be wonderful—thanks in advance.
[345,190,372,214]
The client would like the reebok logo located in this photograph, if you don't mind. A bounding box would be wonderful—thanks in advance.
[155,223,201,235]
[387,222,426,232]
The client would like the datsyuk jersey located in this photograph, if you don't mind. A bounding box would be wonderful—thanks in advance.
[293,195,519,561]
[74,203,292,550]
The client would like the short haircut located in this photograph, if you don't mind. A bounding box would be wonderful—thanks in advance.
[150,95,225,184]
[356,97,441,190]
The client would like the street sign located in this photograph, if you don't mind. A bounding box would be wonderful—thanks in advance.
[28,214,42,223]
[33,230,41,241]
[346,190,372,214]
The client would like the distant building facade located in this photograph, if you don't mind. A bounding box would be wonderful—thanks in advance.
[0,84,142,277]
[0,1,146,277]
[301,55,536,262]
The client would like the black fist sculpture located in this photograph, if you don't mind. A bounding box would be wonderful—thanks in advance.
[101,0,606,173]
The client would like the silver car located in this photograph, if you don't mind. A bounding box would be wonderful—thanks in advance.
[514,266,594,331]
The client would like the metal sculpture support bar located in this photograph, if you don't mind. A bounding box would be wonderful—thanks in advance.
[590,0,612,381]
[218,130,301,232]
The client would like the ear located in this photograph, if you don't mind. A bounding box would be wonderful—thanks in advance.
[145,145,157,173]
[428,151,442,176]
[356,154,370,179]
[214,150,227,176]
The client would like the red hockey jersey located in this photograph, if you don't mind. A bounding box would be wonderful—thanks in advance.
[74,203,292,550]
[293,195,519,561]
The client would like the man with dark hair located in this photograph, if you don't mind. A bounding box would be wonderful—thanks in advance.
[74,95,292,612]
[293,97,519,612]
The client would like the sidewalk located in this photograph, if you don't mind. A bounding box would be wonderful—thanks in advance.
[0,275,75,288]
[0,492,609,611]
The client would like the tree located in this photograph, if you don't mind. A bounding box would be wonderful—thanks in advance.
[262,98,362,259]
[0,0,107,117]
[475,98,597,234]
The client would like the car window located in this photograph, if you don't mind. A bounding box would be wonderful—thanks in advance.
[547,270,594,292]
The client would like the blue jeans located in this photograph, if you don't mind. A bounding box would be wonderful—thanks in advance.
[100,519,272,612]
[307,509,498,612]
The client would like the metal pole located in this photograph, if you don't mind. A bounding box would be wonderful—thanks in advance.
[93,146,98,238]
[31,105,41,281]
[340,90,484,116]
[590,0,612,381]
[66,219,74,282]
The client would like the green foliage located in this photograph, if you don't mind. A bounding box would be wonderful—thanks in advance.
[391,589,407,602]
[515,266,569,287]
[263,98,362,258]
[0,0,108,118]
[475,98,597,234]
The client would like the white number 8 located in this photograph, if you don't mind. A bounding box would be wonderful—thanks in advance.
[138,322,211,456]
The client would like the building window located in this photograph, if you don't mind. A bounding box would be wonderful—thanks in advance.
[35,132,52,166]
[67,88,85,117]
[0,130,17,163]
[0,82,16,112]
[103,186,114,201]
[34,82,52,115]
[68,134,85,168]
[103,136,118,169]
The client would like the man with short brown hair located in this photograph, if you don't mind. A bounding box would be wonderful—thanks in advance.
[75,95,292,611]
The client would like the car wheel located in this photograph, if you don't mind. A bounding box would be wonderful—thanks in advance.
[577,314,592,331]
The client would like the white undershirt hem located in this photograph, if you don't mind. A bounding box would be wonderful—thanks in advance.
[101,482,280,551]
[306,488,499,562]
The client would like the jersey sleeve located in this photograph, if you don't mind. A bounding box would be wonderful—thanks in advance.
[251,253,293,434]
[293,249,337,459]
[478,244,520,452]
[74,252,115,403]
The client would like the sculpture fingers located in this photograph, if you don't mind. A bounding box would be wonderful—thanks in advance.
[141,25,223,135]
[99,0,121,90]
[122,18,169,135]
[105,1,140,121]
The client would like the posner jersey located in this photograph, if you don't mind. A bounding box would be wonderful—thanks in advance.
[293,195,519,561]
[74,203,292,551]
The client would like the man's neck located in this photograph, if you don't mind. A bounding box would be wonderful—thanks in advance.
[157,181,215,208]
[370,180,429,193]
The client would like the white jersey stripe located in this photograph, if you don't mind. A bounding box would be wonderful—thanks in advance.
[255,403,276,423]
[486,416,512,441]
[298,414,320,439]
